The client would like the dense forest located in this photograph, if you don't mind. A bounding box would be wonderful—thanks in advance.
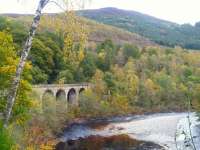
[79,7,200,50]
[0,12,200,149]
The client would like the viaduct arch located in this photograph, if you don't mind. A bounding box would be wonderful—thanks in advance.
[33,83,90,106]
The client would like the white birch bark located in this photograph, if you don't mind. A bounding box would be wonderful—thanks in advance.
[4,0,49,126]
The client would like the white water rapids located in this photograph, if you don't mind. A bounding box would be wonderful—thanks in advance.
[62,113,200,150]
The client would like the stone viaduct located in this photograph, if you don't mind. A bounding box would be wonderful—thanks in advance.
[32,83,90,105]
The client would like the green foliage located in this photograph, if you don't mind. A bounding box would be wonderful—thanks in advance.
[123,44,140,60]
[96,39,116,71]
[57,70,75,83]
[79,52,97,81]
[10,20,28,48]
[183,67,193,78]
[104,72,116,91]
[0,17,8,31]
[77,42,200,113]
[0,121,15,150]
[30,38,54,82]
[31,66,48,84]
[0,31,32,125]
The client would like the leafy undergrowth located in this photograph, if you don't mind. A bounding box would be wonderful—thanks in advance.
[0,122,15,150]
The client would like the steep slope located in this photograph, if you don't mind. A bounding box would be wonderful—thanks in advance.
[1,14,156,48]
[83,18,156,47]
[78,7,200,50]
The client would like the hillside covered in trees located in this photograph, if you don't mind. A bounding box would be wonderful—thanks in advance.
[1,14,200,112]
[79,7,200,50]
[2,14,156,47]
[0,11,200,149]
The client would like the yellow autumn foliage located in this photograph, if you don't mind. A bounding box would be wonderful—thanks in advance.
[41,10,88,68]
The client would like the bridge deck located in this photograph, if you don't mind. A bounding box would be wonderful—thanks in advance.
[32,83,90,88]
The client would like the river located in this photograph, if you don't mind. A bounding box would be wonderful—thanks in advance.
[56,113,200,150]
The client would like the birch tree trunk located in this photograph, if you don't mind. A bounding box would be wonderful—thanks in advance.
[4,0,49,126]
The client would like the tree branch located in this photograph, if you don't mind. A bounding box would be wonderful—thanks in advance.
[48,0,66,12]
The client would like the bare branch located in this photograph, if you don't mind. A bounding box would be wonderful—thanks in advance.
[48,0,66,12]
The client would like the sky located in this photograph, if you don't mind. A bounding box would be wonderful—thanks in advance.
[0,0,200,25]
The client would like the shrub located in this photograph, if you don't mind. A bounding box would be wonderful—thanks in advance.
[0,121,15,150]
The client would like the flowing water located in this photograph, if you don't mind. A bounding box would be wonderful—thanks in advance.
[56,113,200,150]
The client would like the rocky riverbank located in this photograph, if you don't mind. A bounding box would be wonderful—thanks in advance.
[56,134,164,150]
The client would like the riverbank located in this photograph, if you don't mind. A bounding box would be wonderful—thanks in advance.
[56,134,164,150]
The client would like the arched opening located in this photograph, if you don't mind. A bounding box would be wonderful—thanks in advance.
[67,88,76,104]
[56,89,66,101]
[42,89,54,100]
[42,89,55,112]
[78,88,85,102]
[79,88,85,94]
[56,89,67,113]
